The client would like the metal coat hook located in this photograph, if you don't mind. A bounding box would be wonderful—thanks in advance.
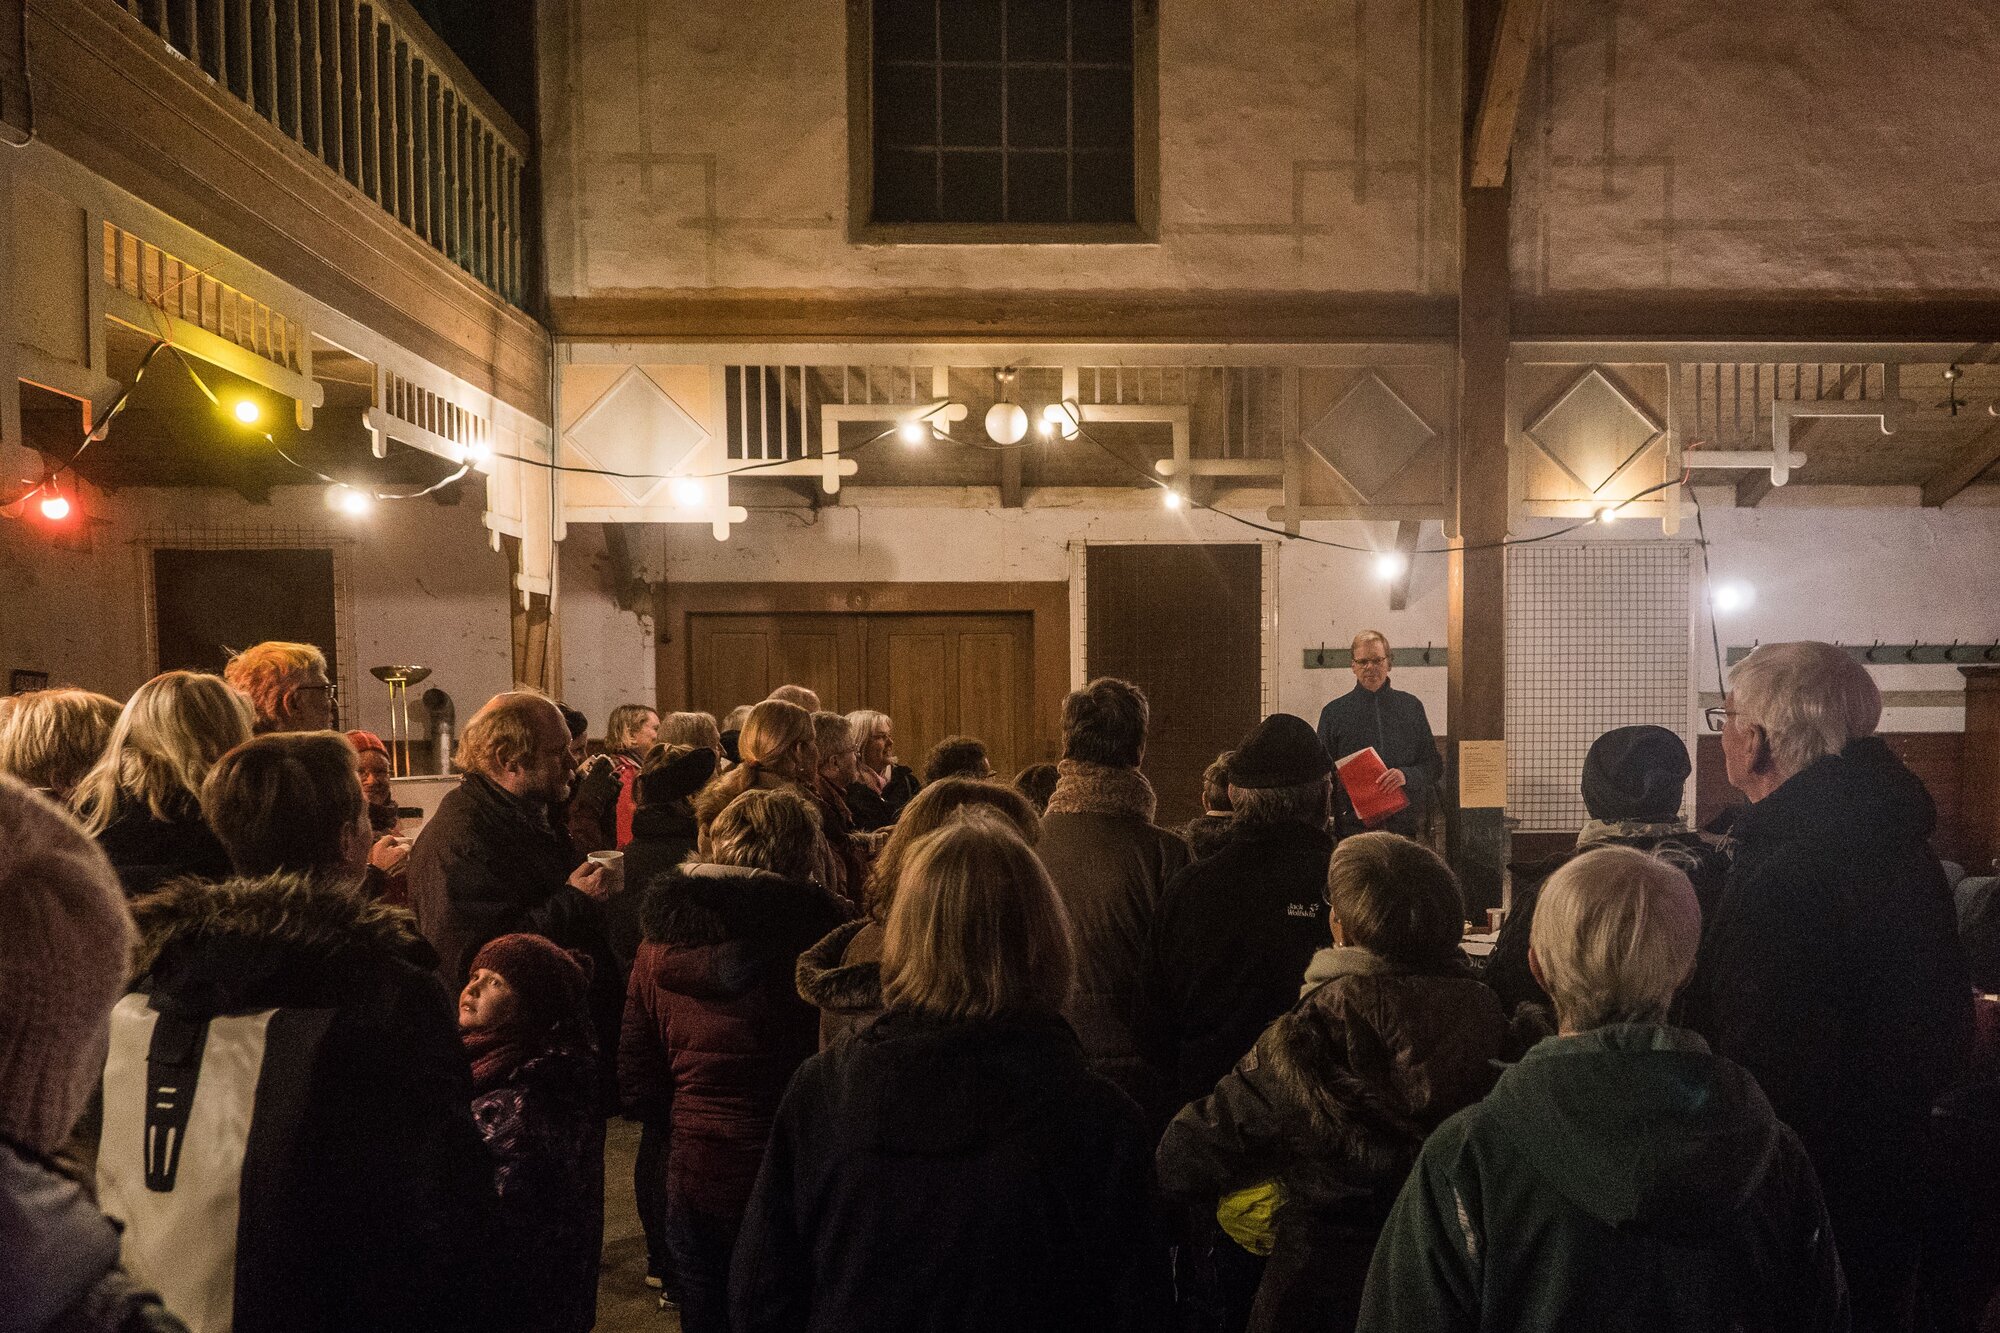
[1985,641,2000,662]
[1865,640,1883,663]
[1903,644,1920,663]
[1945,639,1963,663]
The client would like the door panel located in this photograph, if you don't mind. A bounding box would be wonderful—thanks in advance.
[684,612,1035,780]
[1087,545,1264,826]
[687,615,863,719]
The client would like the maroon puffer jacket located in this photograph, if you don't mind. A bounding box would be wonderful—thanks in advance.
[618,863,848,1218]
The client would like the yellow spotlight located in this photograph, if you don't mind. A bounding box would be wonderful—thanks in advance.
[232,399,262,425]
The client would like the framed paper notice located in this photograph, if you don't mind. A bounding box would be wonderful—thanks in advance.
[1458,740,1507,809]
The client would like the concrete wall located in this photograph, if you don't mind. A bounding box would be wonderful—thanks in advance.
[1513,0,2000,295]
[538,0,1459,296]
[0,486,514,740]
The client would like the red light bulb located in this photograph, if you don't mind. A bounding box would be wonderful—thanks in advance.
[39,492,70,521]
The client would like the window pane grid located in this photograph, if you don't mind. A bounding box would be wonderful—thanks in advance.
[872,0,1135,225]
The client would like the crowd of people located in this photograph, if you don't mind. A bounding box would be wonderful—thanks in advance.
[0,632,1995,1333]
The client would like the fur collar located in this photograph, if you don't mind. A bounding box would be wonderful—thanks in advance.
[794,919,883,1015]
[640,863,842,949]
[1044,760,1157,822]
[131,872,427,977]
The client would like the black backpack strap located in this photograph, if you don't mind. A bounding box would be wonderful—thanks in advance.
[142,1011,211,1192]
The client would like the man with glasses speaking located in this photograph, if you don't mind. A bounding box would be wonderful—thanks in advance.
[1314,630,1441,839]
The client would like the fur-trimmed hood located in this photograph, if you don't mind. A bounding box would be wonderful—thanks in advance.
[133,872,436,1006]
[795,918,884,1017]
[1043,760,1158,822]
[641,864,848,1002]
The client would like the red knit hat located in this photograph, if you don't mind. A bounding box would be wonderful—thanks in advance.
[469,934,592,1035]
[0,776,135,1154]
[346,729,389,758]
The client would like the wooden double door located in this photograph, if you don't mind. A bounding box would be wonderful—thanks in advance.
[685,612,1038,780]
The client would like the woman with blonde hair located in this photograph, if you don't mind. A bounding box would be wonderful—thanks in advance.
[795,777,1041,1047]
[733,812,1169,1332]
[0,687,123,800]
[71,671,254,896]
[692,699,844,893]
[619,786,847,1333]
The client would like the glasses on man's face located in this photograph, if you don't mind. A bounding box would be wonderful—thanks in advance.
[1704,705,1733,733]
[1353,656,1388,668]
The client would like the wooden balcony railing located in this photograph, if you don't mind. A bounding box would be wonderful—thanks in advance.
[104,0,529,307]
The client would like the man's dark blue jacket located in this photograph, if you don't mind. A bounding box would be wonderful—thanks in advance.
[1315,681,1441,836]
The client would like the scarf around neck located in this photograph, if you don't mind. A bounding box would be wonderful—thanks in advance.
[1043,759,1158,822]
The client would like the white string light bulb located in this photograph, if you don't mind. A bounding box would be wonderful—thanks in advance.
[671,476,706,507]
[897,419,929,446]
[1373,551,1408,581]
[232,399,261,425]
[1162,487,1185,511]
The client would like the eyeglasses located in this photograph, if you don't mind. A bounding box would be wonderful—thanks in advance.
[1353,656,1388,667]
[296,682,339,701]
[1703,705,1734,732]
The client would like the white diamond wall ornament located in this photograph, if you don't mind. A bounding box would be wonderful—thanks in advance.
[1301,372,1437,501]
[1525,368,1664,495]
[563,366,711,506]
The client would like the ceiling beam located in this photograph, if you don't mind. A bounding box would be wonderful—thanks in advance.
[1734,471,1773,509]
[1468,0,1551,188]
[1921,418,2000,507]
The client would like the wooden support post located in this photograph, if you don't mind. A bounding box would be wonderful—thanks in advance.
[1387,519,1421,611]
[1962,667,2000,875]
[1449,0,1515,912]
[1923,420,2000,509]
[505,534,560,695]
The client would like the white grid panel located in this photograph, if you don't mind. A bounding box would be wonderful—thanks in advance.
[1505,542,1692,830]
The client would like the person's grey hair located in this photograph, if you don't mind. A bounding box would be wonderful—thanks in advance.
[660,712,722,751]
[721,704,753,732]
[812,711,855,756]
[1530,845,1702,1032]
[1728,641,1881,779]
[845,709,891,741]
[1227,776,1329,829]
[767,684,821,712]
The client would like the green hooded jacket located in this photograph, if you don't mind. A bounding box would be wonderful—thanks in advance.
[1358,1024,1848,1333]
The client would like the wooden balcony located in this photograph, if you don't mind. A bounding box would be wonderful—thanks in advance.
[13,0,547,417]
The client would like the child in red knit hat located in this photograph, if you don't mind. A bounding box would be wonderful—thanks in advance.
[460,933,606,1333]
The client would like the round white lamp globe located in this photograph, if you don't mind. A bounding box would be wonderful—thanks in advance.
[984,401,1029,445]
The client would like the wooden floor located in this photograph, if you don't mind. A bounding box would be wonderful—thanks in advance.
[596,1117,678,1332]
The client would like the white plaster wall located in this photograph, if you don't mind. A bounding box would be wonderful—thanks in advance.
[0,486,514,739]
[539,0,1459,296]
[1513,0,2000,295]
[558,522,659,731]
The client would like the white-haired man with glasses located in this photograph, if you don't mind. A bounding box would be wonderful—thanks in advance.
[1687,640,1971,1332]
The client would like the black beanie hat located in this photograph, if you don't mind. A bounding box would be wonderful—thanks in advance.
[1226,714,1332,789]
[638,744,718,807]
[1580,725,1690,822]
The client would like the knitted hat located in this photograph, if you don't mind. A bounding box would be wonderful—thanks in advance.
[1580,725,1690,823]
[638,744,719,807]
[1226,714,1332,789]
[346,729,389,758]
[0,775,136,1153]
[469,933,592,1035]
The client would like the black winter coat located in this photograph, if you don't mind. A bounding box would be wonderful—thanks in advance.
[1142,820,1335,1108]
[1684,737,1971,1326]
[1157,948,1513,1333]
[728,1009,1172,1333]
[1314,682,1441,837]
[844,765,920,831]
[408,774,623,1108]
[111,873,501,1333]
[614,801,700,974]
[93,796,232,898]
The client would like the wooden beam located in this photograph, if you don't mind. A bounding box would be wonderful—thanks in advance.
[1516,295,2000,344]
[1468,0,1550,188]
[1922,419,2000,507]
[998,447,1024,508]
[548,292,1460,344]
[1387,519,1421,611]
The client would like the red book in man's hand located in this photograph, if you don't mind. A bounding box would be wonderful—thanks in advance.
[1335,746,1409,827]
